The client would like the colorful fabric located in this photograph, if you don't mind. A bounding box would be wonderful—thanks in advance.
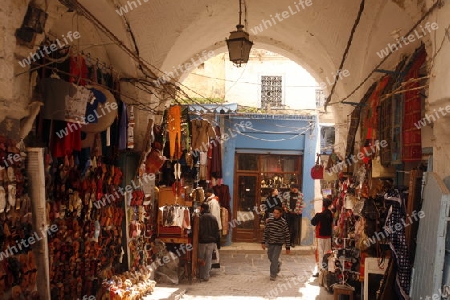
[85,88,107,123]
[168,105,182,160]
[402,48,426,161]
[69,55,89,86]
[362,75,391,140]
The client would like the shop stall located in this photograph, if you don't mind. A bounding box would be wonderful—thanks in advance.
[313,45,427,300]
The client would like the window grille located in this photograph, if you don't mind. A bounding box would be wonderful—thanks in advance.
[261,76,283,109]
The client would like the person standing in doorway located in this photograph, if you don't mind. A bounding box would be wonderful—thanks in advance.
[311,198,333,276]
[283,184,304,247]
[264,188,283,220]
[198,202,219,281]
[261,206,291,281]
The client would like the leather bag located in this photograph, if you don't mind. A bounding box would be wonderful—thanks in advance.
[311,154,324,180]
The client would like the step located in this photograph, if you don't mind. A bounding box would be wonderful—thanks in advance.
[220,243,315,254]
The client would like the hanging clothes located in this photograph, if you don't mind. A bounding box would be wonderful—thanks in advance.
[361,75,391,141]
[167,105,182,160]
[212,184,231,210]
[190,119,216,152]
[384,189,411,300]
[69,55,89,86]
[51,120,82,157]
[199,152,208,180]
[208,126,222,179]
[221,207,229,235]
[84,88,107,123]
[118,102,128,151]
[160,205,190,228]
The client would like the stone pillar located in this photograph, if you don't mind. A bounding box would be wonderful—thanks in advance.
[426,2,450,179]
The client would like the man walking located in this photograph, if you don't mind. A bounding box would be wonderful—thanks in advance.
[311,198,333,277]
[198,202,219,281]
[261,206,291,281]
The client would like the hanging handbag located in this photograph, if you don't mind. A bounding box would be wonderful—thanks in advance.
[311,154,324,180]
[323,153,338,181]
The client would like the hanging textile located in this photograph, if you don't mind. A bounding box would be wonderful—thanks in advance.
[51,120,82,157]
[221,207,229,235]
[210,126,222,179]
[402,47,426,161]
[361,75,391,140]
[40,78,90,123]
[160,205,191,228]
[199,152,208,180]
[69,55,89,86]
[190,119,216,152]
[168,105,182,160]
[118,102,127,151]
[384,189,411,300]
[84,88,107,123]
[212,184,231,210]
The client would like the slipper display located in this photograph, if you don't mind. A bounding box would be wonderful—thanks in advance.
[0,132,162,299]
[7,184,16,209]
[0,187,6,214]
[7,167,16,182]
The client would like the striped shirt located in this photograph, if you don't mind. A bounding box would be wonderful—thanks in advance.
[262,216,291,249]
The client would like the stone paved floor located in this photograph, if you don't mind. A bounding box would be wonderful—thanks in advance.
[151,251,335,300]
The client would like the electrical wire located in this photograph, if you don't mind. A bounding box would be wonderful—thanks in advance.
[245,125,313,134]
[235,126,312,142]
[76,1,239,110]
[323,0,366,109]
[327,0,442,107]
[243,0,249,29]
[427,24,450,73]
[189,72,319,87]
[223,118,313,133]
[68,0,260,116]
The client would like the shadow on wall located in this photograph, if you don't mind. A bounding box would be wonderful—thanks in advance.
[301,217,314,245]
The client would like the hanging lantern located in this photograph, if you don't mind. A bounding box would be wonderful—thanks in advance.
[226,0,253,67]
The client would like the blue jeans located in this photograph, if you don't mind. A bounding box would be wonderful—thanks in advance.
[198,242,215,280]
[267,244,282,277]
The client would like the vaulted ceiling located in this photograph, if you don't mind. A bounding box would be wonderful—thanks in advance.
[42,0,431,146]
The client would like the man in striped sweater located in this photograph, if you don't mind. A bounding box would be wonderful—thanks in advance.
[261,206,291,281]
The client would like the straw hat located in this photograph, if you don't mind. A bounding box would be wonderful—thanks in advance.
[81,84,117,133]
[80,84,118,148]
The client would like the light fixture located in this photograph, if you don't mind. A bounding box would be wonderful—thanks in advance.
[226,0,253,67]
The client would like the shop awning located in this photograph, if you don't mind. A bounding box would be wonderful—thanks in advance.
[187,103,238,114]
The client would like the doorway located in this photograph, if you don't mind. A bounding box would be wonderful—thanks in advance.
[233,174,259,242]
[232,153,302,243]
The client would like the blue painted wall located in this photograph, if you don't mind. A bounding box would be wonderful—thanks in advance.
[221,114,319,246]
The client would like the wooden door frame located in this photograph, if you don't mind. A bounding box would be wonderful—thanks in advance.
[232,172,260,242]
